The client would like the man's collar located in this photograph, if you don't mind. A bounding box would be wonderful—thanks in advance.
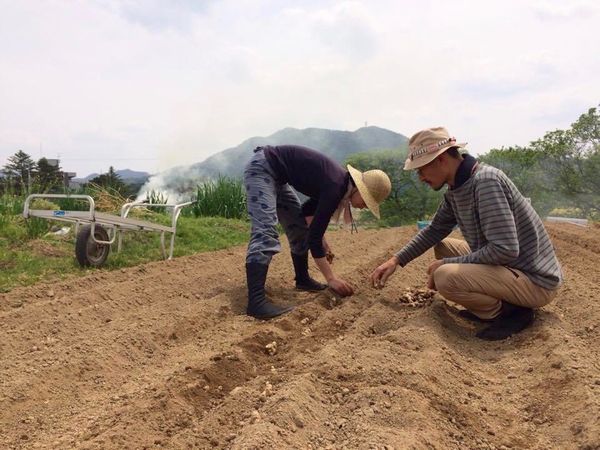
[451,154,478,190]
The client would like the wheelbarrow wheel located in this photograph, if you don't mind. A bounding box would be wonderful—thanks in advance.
[75,224,110,267]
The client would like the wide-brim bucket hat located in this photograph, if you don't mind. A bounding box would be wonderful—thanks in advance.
[347,165,392,219]
[404,127,467,170]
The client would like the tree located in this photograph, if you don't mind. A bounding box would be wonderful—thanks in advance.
[88,166,126,193]
[36,157,63,193]
[346,149,443,226]
[2,150,37,194]
[477,105,600,219]
[531,106,600,217]
[479,146,555,216]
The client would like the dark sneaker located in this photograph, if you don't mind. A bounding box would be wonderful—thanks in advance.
[476,303,535,341]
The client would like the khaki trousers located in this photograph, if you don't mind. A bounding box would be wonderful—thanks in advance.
[433,238,558,320]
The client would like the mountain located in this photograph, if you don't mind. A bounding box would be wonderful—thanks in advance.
[139,125,408,198]
[188,126,408,179]
[75,169,151,183]
[114,169,151,182]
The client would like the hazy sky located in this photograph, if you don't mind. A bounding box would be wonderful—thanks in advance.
[1,0,599,176]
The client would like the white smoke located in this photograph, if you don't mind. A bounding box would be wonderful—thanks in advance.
[136,164,212,204]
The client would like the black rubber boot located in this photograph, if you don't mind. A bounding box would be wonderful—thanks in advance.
[246,262,293,319]
[476,301,535,341]
[291,252,327,292]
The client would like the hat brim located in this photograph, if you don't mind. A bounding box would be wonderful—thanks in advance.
[347,164,381,219]
[404,143,467,171]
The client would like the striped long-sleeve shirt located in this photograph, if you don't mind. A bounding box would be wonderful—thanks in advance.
[395,162,563,290]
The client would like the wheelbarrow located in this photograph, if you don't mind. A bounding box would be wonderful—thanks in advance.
[23,194,192,267]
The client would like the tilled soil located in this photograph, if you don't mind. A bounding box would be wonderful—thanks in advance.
[1,223,599,449]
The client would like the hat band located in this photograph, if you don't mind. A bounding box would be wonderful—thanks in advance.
[409,137,456,161]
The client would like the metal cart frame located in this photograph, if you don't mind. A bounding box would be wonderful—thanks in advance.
[23,194,192,266]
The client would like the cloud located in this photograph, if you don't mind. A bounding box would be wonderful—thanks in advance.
[303,2,379,61]
[1,0,599,178]
[96,0,215,31]
[453,55,565,100]
[533,0,600,20]
[455,79,530,99]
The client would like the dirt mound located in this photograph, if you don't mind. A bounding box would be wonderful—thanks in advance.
[1,224,599,449]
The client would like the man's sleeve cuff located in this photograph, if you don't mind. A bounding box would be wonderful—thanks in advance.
[394,253,407,267]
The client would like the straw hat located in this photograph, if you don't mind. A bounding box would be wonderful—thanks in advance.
[404,127,467,170]
[347,165,392,219]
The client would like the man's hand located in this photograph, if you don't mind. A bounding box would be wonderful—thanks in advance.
[328,277,354,297]
[371,256,399,289]
[427,259,444,290]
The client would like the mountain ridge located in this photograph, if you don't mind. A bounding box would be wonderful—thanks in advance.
[185,125,408,180]
[75,169,151,183]
[105,126,407,196]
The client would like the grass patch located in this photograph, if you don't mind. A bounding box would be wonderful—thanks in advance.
[0,216,249,293]
[193,176,247,219]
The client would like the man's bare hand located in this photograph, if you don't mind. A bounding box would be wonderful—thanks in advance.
[328,277,354,297]
[371,256,399,289]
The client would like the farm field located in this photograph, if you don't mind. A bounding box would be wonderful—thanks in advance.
[1,223,599,449]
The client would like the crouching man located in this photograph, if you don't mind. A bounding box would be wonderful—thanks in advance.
[245,144,391,320]
[371,127,563,340]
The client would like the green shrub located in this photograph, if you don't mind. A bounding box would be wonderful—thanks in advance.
[0,194,24,216]
[25,217,51,239]
[193,176,247,219]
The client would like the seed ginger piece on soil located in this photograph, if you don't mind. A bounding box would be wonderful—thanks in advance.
[265,341,277,356]
[398,288,435,307]
[260,381,273,399]
[328,295,340,308]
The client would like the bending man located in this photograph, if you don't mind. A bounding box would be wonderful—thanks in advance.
[245,144,391,319]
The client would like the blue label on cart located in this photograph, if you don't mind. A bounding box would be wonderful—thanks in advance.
[53,210,66,216]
